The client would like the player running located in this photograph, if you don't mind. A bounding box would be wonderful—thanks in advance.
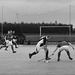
[0,30,16,53]
[52,41,75,61]
[29,36,51,60]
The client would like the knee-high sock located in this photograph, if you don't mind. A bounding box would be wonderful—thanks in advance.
[11,45,14,52]
[31,51,38,56]
[66,51,71,59]
[45,50,49,60]
[58,51,61,60]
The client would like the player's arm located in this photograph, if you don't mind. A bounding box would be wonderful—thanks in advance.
[68,42,75,50]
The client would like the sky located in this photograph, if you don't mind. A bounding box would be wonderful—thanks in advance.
[0,0,75,28]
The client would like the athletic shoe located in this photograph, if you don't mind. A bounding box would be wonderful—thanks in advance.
[46,57,51,60]
[69,57,73,60]
[13,51,16,53]
[57,59,60,61]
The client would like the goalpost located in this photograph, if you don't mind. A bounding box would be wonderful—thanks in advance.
[40,25,71,36]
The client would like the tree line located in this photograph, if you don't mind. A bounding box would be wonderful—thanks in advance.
[0,21,74,35]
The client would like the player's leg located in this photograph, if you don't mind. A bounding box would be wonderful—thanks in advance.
[11,45,16,53]
[4,40,9,50]
[5,46,8,51]
[14,42,18,48]
[57,51,62,61]
[29,48,39,59]
[62,45,73,60]
[57,47,64,61]
[10,41,16,53]
[0,41,8,50]
[65,49,73,60]
[44,46,51,60]
[29,41,42,59]
[0,45,6,49]
[12,39,18,48]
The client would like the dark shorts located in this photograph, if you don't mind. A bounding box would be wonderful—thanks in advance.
[40,43,44,47]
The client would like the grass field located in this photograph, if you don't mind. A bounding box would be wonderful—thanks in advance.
[0,45,75,75]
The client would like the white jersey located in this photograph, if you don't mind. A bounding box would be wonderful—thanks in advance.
[36,38,47,51]
[4,34,13,46]
[36,39,43,47]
